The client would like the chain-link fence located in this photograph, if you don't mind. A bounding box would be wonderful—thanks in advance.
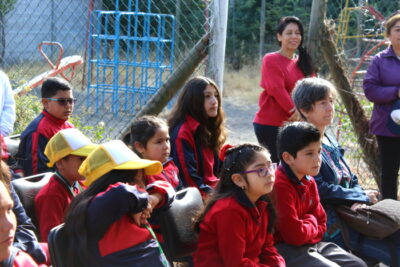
[324,0,400,189]
[226,0,399,188]
[1,0,212,140]
[2,0,399,188]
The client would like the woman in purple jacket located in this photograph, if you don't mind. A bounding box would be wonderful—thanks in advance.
[363,13,400,200]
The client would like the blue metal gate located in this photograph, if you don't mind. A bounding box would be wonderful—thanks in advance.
[86,0,175,115]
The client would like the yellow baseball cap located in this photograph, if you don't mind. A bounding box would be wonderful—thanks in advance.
[45,128,98,167]
[79,140,162,186]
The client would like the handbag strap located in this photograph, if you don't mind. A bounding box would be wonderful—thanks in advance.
[144,224,170,267]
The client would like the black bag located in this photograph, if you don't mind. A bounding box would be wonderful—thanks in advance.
[335,199,400,240]
[159,187,203,260]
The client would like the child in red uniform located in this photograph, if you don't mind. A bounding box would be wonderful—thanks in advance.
[17,77,75,176]
[273,122,366,267]
[64,140,174,267]
[194,143,285,267]
[131,115,181,245]
[131,115,180,191]
[168,76,227,199]
[35,128,97,241]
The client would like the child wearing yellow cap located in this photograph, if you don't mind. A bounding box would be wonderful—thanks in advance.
[63,140,174,267]
[35,128,97,241]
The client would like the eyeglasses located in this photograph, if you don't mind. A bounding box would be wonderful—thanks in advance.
[45,98,76,106]
[240,163,277,177]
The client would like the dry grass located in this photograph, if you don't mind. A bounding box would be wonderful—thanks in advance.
[223,64,261,102]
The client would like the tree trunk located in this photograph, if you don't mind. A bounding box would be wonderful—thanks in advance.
[119,33,210,141]
[307,0,327,71]
[321,21,381,189]
[259,0,265,59]
[206,0,229,93]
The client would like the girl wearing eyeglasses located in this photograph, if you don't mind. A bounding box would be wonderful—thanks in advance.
[193,144,284,267]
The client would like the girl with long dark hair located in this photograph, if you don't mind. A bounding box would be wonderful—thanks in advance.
[168,76,227,199]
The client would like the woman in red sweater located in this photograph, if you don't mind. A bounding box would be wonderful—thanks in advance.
[193,144,284,267]
[253,16,314,162]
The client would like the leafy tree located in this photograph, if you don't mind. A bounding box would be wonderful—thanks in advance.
[226,0,312,69]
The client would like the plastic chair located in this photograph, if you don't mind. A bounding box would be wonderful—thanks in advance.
[11,172,53,228]
[4,134,20,157]
[48,223,67,267]
[159,187,203,260]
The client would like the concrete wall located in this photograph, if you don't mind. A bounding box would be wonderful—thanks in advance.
[3,0,96,64]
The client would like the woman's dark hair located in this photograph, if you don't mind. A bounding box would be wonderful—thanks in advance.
[277,16,314,76]
[194,144,276,234]
[130,115,168,156]
[168,76,227,153]
[64,169,138,267]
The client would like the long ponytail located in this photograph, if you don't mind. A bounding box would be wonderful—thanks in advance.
[297,46,314,77]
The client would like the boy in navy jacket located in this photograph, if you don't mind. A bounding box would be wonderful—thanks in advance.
[17,77,75,176]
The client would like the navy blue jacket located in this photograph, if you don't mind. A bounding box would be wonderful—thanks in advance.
[314,135,370,205]
[87,182,173,267]
[170,115,220,197]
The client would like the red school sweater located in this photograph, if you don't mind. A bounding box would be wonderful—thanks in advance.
[35,173,84,241]
[194,193,285,267]
[272,165,327,246]
[254,52,306,126]
[145,158,180,190]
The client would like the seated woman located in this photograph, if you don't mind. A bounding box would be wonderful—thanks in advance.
[0,177,48,266]
[292,77,400,266]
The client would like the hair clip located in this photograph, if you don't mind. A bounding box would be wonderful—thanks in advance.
[219,144,234,161]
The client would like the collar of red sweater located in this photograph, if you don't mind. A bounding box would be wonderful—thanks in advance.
[278,162,312,195]
[42,109,68,125]
[234,190,268,222]
[184,114,200,133]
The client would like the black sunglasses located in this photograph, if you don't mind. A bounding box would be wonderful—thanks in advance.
[45,98,76,106]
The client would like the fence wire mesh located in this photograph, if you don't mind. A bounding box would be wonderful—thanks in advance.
[1,0,212,140]
[325,0,400,189]
[1,0,399,189]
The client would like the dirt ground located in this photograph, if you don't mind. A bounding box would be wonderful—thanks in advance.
[223,96,258,145]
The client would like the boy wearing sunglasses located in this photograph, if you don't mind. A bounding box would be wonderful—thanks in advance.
[17,77,75,176]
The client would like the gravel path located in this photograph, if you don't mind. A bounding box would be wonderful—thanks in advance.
[223,96,258,145]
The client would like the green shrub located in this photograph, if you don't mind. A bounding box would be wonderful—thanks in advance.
[13,94,42,134]
[13,94,106,142]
